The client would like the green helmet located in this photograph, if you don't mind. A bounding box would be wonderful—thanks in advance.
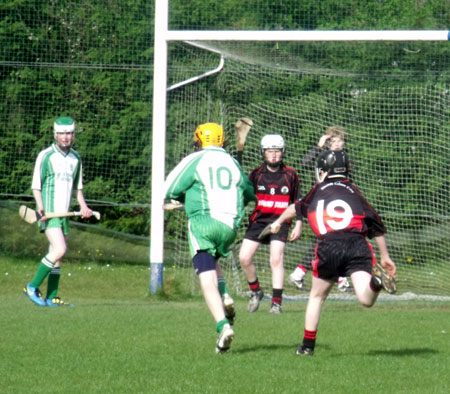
[53,116,76,134]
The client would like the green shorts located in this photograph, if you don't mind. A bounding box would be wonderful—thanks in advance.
[39,217,69,235]
[188,215,237,259]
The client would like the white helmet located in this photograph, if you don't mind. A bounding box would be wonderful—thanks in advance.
[54,116,76,135]
[261,134,285,169]
[260,134,285,154]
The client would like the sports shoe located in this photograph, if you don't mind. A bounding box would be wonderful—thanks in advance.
[288,273,304,289]
[372,263,397,294]
[269,302,282,314]
[223,293,235,325]
[337,277,350,292]
[46,296,66,307]
[23,283,47,306]
[248,288,264,312]
[296,345,314,356]
[216,324,234,354]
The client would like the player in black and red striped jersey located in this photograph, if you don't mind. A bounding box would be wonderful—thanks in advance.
[265,150,397,355]
[289,126,350,292]
[239,134,302,314]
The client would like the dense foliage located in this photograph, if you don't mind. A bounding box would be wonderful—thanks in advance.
[1,0,449,240]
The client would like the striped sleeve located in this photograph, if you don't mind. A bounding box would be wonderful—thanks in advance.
[164,151,202,200]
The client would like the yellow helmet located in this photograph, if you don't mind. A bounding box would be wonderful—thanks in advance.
[194,123,224,149]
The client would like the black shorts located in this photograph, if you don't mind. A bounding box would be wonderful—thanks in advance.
[244,220,290,245]
[312,236,375,280]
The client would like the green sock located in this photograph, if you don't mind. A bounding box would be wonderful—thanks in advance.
[216,318,230,333]
[46,267,61,299]
[218,276,229,297]
[30,257,54,288]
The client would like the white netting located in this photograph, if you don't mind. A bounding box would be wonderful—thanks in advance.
[164,41,450,299]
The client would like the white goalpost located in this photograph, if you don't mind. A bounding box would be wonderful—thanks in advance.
[151,0,450,296]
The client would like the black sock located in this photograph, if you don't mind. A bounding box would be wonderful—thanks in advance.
[272,288,283,305]
[303,329,317,349]
[248,278,260,292]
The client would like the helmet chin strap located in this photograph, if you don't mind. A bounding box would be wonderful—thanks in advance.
[315,169,329,183]
[57,144,71,152]
[193,140,202,151]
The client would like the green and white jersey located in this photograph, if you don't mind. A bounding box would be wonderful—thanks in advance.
[31,143,83,213]
[164,146,255,231]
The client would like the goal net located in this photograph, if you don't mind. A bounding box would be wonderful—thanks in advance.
[164,39,450,299]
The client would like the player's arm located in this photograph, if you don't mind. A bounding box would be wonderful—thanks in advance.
[164,154,198,199]
[73,162,92,218]
[258,203,297,240]
[271,203,297,233]
[31,152,45,218]
[32,188,45,220]
[374,235,396,278]
[239,167,257,205]
[288,171,302,241]
[355,185,396,278]
[317,134,331,148]
[288,219,302,242]
[75,189,93,218]
[163,153,200,209]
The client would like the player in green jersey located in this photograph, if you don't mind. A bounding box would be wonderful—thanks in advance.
[24,116,93,307]
[164,122,256,354]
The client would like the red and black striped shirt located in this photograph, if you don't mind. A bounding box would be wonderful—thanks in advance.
[248,163,301,224]
[295,178,386,239]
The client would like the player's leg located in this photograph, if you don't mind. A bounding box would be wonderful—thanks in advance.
[352,264,397,307]
[188,217,235,353]
[297,276,334,356]
[239,238,264,312]
[197,262,226,323]
[269,240,285,313]
[347,237,393,307]
[44,224,69,306]
[45,226,67,264]
[194,252,234,354]
[216,262,235,325]
[350,271,379,306]
[239,238,260,282]
[215,262,230,297]
[337,276,351,292]
[24,220,66,306]
[289,238,316,289]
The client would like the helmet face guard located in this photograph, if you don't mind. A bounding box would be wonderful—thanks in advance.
[194,123,224,149]
[315,150,349,182]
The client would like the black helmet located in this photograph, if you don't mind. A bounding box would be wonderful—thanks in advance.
[315,150,349,182]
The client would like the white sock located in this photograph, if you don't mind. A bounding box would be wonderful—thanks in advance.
[291,266,306,281]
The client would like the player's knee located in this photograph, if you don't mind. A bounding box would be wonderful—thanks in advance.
[270,256,283,269]
[193,251,216,275]
[239,252,253,267]
[51,245,67,261]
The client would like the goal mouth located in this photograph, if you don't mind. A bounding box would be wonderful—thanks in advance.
[159,37,450,298]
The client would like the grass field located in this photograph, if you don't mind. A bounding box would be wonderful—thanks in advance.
[1,255,449,394]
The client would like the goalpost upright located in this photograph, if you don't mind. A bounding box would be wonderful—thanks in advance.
[150,0,450,293]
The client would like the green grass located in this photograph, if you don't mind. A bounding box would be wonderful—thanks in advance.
[1,256,450,394]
